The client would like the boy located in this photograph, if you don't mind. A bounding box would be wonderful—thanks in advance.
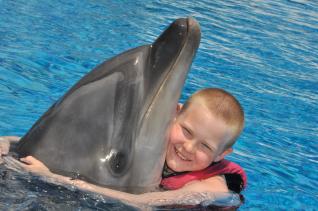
[0,88,246,206]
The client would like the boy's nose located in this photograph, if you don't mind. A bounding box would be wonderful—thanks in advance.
[183,140,196,153]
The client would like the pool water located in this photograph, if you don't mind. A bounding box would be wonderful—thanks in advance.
[0,0,317,210]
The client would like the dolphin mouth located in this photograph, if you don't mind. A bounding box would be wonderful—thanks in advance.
[142,17,201,121]
[187,17,201,39]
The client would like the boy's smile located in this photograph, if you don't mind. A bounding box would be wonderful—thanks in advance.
[166,102,232,172]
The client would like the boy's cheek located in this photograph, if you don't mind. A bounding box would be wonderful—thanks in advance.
[168,124,179,144]
[197,152,213,166]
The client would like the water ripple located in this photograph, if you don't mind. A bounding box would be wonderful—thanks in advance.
[0,0,317,209]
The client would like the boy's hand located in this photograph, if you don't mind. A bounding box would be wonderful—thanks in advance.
[18,157,94,191]
[0,136,20,156]
[0,139,10,158]
[19,156,51,176]
[0,136,20,164]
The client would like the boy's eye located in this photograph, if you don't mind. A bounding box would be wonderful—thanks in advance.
[182,126,192,139]
[201,142,212,151]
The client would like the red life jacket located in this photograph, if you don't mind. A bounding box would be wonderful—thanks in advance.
[160,159,247,192]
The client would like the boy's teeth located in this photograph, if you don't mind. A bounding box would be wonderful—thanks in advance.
[176,149,189,161]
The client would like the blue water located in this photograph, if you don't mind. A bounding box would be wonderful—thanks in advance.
[0,0,317,210]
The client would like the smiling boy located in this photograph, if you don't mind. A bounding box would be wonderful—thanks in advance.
[0,88,246,206]
[160,88,246,194]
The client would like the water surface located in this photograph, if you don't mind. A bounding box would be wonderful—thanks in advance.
[0,0,317,210]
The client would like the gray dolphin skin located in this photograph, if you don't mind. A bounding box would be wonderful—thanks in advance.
[16,17,201,193]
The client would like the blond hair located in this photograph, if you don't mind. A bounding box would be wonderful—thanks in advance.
[181,88,244,149]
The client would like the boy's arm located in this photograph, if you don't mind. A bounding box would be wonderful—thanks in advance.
[73,174,229,206]
[16,156,229,207]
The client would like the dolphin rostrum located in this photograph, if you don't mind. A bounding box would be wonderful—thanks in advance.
[16,17,201,193]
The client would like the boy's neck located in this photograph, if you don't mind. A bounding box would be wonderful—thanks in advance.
[162,163,191,178]
[162,160,224,178]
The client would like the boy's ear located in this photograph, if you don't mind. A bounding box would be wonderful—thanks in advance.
[214,147,233,162]
[176,103,183,113]
[174,103,183,120]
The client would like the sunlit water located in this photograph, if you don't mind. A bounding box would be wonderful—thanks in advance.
[0,0,317,210]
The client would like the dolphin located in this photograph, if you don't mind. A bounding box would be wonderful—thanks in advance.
[16,17,201,193]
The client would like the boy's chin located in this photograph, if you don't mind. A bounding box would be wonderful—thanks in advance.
[166,161,188,172]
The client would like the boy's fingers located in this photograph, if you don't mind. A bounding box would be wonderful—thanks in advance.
[20,157,28,163]
[0,136,21,141]
[26,156,39,163]
[20,156,35,165]
[0,152,3,164]
[7,136,21,142]
[0,146,8,156]
[20,156,41,166]
[0,138,10,154]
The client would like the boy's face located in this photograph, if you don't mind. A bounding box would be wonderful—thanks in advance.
[166,102,233,172]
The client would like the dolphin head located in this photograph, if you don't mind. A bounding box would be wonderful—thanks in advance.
[127,18,201,192]
[16,17,201,193]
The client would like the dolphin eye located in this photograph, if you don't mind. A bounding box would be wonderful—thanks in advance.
[107,149,127,176]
